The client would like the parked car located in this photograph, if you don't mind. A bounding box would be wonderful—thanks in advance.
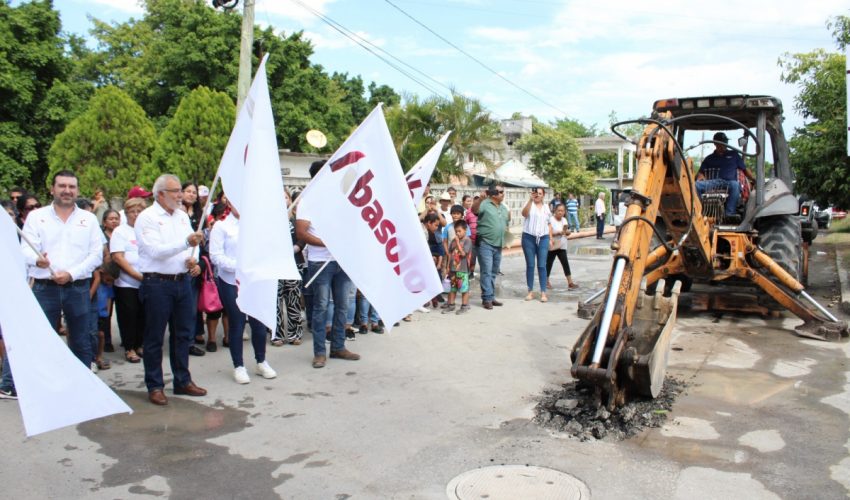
[832,207,848,220]
[814,205,831,229]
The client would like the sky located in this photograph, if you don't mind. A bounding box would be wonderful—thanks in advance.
[51,0,846,135]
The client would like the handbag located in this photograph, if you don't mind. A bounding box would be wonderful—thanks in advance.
[198,256,223,313]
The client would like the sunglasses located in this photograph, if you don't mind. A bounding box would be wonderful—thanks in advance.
[24,204,41,211]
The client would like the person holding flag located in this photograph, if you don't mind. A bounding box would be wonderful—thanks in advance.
[214,53,302,355]
[294,104,444,342]
[210,196,277,384]
[296,160,360,369]
[134,174,207,406]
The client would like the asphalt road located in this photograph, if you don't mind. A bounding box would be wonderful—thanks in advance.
[1,233,848,499]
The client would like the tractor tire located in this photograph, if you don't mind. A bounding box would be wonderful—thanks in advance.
[755,214,804,310]
[756,214,803,282]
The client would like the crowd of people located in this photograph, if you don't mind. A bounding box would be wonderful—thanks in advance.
[0,171,592,405]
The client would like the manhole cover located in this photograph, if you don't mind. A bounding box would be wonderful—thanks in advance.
[447,465,590,500]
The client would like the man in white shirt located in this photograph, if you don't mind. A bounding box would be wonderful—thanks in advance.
[21,170,103,368]
[595,192,607,239]
[296,160,360,369]
[135,174,206,406]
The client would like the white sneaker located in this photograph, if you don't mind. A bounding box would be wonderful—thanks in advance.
[233,366,250,384]
[256,360,277,379]
[416,306,430,313]
[91,362,99,373]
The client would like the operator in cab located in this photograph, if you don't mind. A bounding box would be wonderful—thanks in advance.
[695,132,755,217]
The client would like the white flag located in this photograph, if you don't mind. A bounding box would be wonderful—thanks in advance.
[0,214,131,436]
[217,54,301,329]
[405,132,451,206]
[298,105,443,328]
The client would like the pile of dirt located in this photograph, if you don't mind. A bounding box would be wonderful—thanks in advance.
[534,377,687,441]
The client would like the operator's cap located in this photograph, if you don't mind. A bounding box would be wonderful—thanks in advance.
[713,132,729,144]
[198,185,210,197]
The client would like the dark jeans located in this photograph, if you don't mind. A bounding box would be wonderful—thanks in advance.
[114,286,145,352]
[216,278,266,368]
[696,178,740,215]
[139,275,195,392]
[32,279,92,367]
[477,242,502,303]
[308,260,354,356]
[596,214,605,238]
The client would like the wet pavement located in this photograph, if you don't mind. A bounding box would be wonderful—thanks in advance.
[1,230,848,499]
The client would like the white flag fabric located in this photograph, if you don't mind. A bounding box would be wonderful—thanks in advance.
[405,132,451,206]
[217,54,301,329]
[298,105,442,329]
[0,214,131,436]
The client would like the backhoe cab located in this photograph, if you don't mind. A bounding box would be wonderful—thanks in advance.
[570,95,847,409]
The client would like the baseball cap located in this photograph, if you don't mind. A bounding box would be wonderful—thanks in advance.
[127,186,152,199]
[713,132,729,144]
[198,185,210,197]
[440,192,452,201]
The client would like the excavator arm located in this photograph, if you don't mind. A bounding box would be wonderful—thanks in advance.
[571,114,847,409]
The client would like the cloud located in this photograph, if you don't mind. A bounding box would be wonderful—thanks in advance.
[256,0,336,26]
[86,0,144,15]
[468,26,531,44]
[302,27,385,50]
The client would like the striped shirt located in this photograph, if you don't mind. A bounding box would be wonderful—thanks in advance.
[566,198,579,214]
[522,202,551,237]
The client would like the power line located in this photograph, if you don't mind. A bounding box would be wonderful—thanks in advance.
[290,0,451,99]
[383,0,571,117]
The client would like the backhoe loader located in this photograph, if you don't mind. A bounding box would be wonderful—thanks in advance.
[570,95,848,409]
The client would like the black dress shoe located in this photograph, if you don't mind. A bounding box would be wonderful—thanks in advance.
[491,299,503,307]
[189,345,205,356]
[483,301,493,310]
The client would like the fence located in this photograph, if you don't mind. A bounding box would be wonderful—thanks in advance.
[283,180,596,233]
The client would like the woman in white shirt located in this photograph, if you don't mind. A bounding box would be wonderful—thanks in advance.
[547,204,579,290]
[521,187,551,302]
[209,198,277,384]
[110,198,147,363]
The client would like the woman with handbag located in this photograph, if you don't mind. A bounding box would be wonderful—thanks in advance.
[209,196,277,384]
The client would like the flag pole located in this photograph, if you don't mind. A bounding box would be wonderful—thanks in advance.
[303,260,330,289]
[16,226,57,276]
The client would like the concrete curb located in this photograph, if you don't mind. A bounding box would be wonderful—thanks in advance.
[503,225,617,255]
[836,247,850,314]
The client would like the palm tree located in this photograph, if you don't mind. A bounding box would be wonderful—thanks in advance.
[434,92,502,180]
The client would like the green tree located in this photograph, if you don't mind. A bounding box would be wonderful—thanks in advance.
[385,95,445,172]
[368,82,401,108]
[779,15,850,208]
[142,86,235,187]
[516,122,596,195]
[0,0,90,193]
[84,0,397,153]
[86,0,241,123]
[47,86,157,198]
[435,93,501,179]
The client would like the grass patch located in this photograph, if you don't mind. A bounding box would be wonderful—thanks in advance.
[829,217,850,234]
[821,217,850,244]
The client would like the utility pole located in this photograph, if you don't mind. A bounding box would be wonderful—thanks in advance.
[236,0,255,111]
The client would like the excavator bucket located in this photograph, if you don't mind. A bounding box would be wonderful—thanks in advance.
[622,279,682,398]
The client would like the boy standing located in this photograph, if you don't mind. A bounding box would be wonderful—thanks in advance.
[444,220,472,314]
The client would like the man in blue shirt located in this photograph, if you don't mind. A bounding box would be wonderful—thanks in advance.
[695,132,754,216]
